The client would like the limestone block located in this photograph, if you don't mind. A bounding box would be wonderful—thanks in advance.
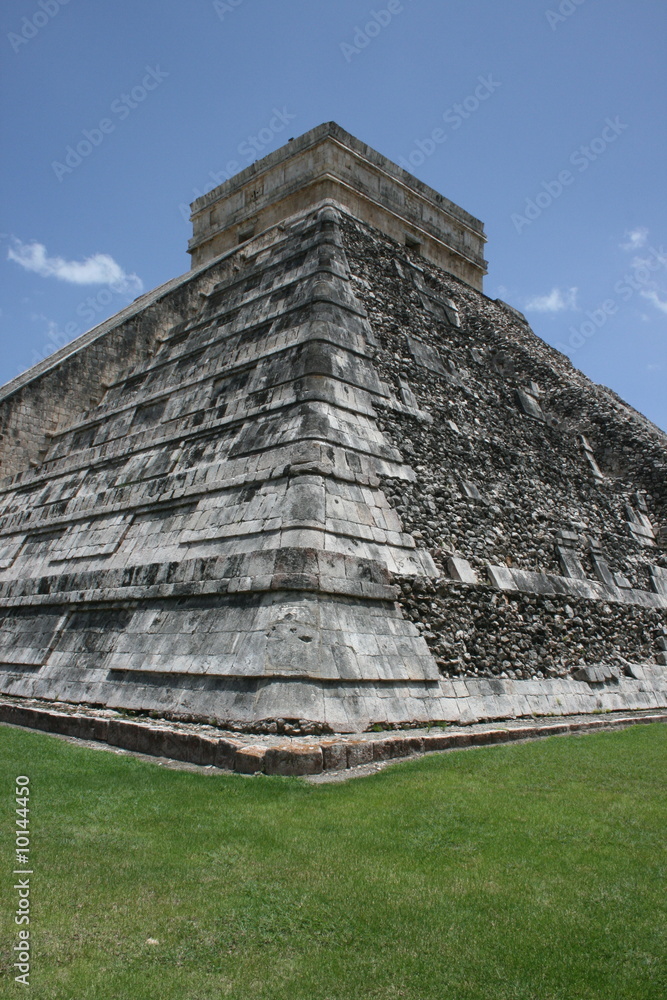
[573,664,621,684]
[389,735,425,757]
[406,335,446,375]
[486,564,517,590]
[0,538,24,570]
[234,746,267,774]
[515,389,544,421]
[345,741,374,768]
[422,732,454,751]
[214,739,243,769]
[461,481,483,500]
[319,740,347,770]
[264,744,323,776]
[503,566,543,598]
[398,379,419,410]
[447,556,478,585]
[591,554,616,589]
[372,738,401,761]
[556,545,587,580]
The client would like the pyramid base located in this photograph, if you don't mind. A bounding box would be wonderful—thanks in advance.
[1,662,665,733]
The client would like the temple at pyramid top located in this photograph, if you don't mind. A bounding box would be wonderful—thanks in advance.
[187,122,488,290]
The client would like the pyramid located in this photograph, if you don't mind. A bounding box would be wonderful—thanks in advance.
[0,123,665,733]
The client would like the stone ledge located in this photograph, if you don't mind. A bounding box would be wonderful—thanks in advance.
[1,698,665,777]
[485,563,667,610]
[0,572,400,608]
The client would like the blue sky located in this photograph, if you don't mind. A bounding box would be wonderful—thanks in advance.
[1,0,665,429]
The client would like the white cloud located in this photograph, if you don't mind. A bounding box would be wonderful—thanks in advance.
[524,287,578,313]
[641,289,667,315]
[7,239,143,295]
[620,227,648,251]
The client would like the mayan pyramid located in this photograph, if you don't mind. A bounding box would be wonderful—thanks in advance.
[0,122,665,733]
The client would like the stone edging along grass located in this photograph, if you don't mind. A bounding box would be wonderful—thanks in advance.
[1,699,666,776]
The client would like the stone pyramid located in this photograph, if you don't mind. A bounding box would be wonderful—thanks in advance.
[0,123,665,733]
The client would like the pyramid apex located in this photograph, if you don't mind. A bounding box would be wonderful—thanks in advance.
[188,122,487,289]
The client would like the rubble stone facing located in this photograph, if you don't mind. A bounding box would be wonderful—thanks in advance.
[341,220,666,580]
[397,579,665,680]
[338,216,667,687]
[0,123,665,732]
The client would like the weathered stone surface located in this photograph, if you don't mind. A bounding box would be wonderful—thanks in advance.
[214,739,243,769]
[591,553,616,588]
[188,122,487,289]
[447,557,478,585]
[0,123,665,733]
[346,740,374,768]
[557,545,587,580]
[421,732,455,751]
[1,697,667,774]
[390,735,425,757]
[320,739,348,770]
[264,744,323,776]
[516,389,544,421]
[234,746,266,774]
[573,664,621,684]
[372,738,402,761]
[486,564,517,591]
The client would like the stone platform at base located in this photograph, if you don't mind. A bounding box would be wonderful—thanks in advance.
[1,695,665,777]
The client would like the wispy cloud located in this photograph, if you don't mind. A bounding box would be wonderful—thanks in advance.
[620,227,648,251]
[625,238,667,317]
[7,239,143,295]
[524,287,578,313]
[640,289,667,315]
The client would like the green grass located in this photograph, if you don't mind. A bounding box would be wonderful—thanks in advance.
[1,724,666,1000]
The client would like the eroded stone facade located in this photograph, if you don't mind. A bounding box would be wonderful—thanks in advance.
[340,217,667,685]
[0,126,665,731]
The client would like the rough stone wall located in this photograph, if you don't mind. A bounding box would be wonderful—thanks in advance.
[342,218,666,574]
[0,207,441,730]
[0,265,234,480]
[189,122,487,287]
[397,577,664,679]
[0,202,664,730]
[340,216,667,678]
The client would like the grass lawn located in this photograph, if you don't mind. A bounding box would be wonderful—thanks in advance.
[1,722,666,1000]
